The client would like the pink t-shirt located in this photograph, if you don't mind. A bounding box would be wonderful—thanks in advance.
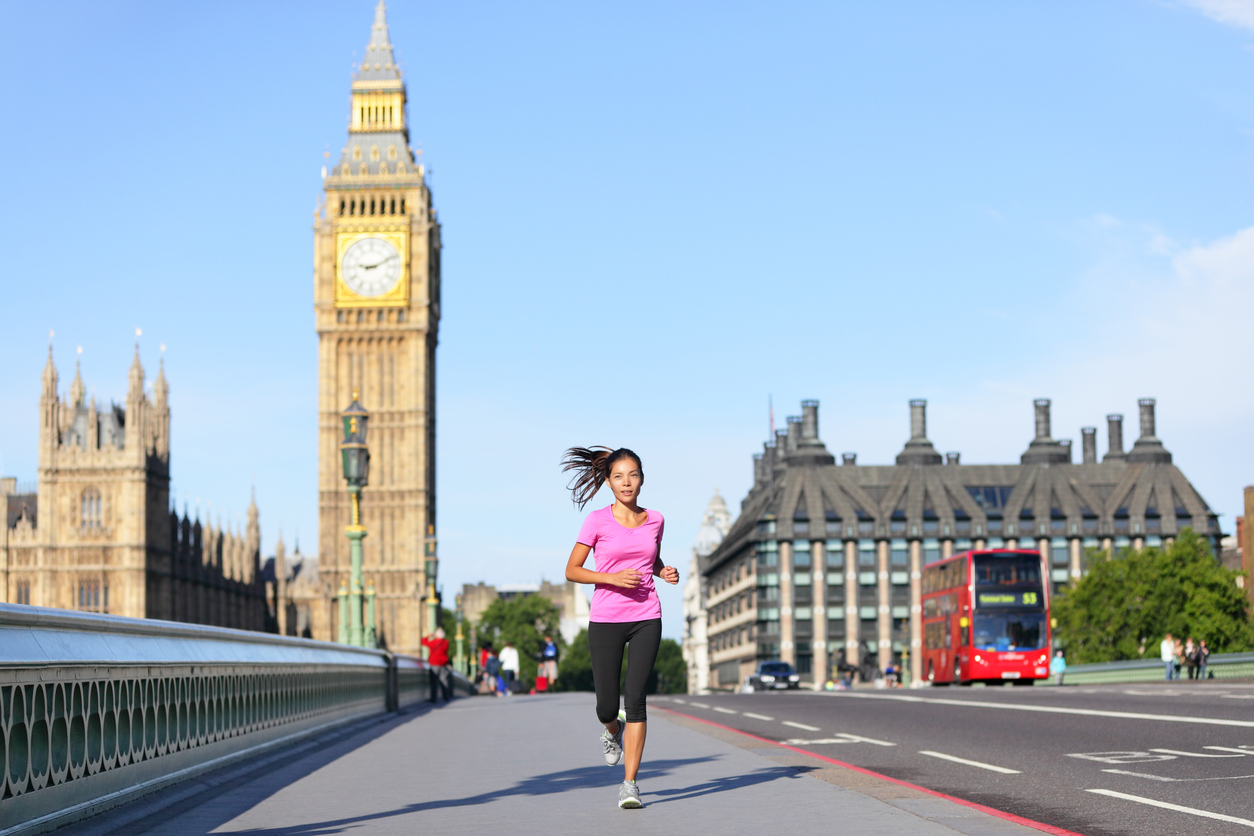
[577,505,665,623]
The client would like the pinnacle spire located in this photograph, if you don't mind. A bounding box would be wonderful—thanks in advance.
[42,344,58,394]
[69,354,85,406]
[128,341,145,398]
[355,1,402,83]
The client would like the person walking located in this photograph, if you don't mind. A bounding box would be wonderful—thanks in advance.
[422,627,453,702]
[1160,634,1175,681]
[1050,649,1066,685]
[498,642,520,695]
[539,635,559,686]
[561,446,679,810]
[484,647,504,696]
[1198,639,1211,681]
[1173,636,1184,681]
[1184,637,1199,680]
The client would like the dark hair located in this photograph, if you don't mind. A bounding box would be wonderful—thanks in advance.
[561,446,643,510]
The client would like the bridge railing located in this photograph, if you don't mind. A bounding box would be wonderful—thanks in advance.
[0,604,471,836]
[1059,651,1254,685]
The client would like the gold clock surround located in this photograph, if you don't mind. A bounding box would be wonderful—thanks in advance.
[335,229,410,307]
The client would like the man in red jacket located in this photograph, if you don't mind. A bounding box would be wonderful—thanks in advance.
[422,627,452,702]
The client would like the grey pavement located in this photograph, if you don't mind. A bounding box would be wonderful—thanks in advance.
[65,692,1051,836]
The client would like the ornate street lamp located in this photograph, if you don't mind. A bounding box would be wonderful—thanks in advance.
[339,390,372,647]
[424,526,439,640]
[454,593,466,675]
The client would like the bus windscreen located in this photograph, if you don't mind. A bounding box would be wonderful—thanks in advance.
[972,612,1046,651]
[972,553,1041,586]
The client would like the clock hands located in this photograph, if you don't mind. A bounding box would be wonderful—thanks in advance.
[356,254,400,271]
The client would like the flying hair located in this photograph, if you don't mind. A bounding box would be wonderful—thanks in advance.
[561,446,643,510]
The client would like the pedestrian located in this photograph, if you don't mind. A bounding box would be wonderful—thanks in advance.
[561,446,679,810]
[540,635,559,685]
[1050,649,1066,685]
[498,641,520,694]
[1173,636,1184,681]
[1198,639,1210,681]
[484,646,504,696]
[1160,633,1175,681]
[422,627,453,702]
[1184,637,1199,680]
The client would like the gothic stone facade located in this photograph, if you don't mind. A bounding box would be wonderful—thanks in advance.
[312,2,442,655]
[702,398,1223,690]
[1,349,266,630]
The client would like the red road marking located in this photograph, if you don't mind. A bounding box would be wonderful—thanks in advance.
[657,706,1086,836]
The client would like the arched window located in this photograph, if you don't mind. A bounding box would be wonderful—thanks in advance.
[370,198,376,215]
[397,163,406,175]
[81,487,101,528]
[378,163,388,176]
[400,198,406,215]
[353,146,362,161]
[370,146,379,161]
[388,144,397,160]
[390,198,396,214]
[359,164,368,176]
[339,199,345,216]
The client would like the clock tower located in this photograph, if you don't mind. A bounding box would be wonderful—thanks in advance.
[313,1,441,655]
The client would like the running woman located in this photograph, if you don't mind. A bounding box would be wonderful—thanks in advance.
[562,446,678,809]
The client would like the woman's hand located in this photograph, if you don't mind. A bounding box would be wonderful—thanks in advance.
[609,568,643,588]
[658,565,679,585]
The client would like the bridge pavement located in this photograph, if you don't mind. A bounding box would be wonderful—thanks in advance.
[61,692,1052,836]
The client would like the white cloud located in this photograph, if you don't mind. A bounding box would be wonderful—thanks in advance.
[1178,0,1254,32]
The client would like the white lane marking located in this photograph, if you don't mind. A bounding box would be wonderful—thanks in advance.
[688,702,710,709]
[1223,694,1254,699]
[1086,789,1254,827]
[670,698,686,704]
[712,706,737,714]
[1150,748,1246,758]
[838,692,1254,729]
[785,738,855,745]
[1102,768,1176,782]
[837,732,895,747]
[919,750,1021,774]
[1206,746,1254,755]
[742,712,775,721]
[782,721,822,732]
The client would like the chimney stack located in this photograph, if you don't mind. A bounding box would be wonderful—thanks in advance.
[1081,427,1097,464]
[1104,414,1126,461]
[946,452,960,465]
[1060,439,1072,463]
[785,416,802,454]
[842,453,857,466]
[896,399,942,465]
[1128,398,1172,463]
[764,440,778,476]
[800,400,820,443]
[753,453,765,487]
[1138,398,1157,440]
[1034,399,1052,441]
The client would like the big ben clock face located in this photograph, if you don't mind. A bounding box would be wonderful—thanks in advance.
[341,236,403,298]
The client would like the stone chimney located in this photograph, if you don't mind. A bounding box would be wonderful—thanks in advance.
[895,399,942,465]
[785,416,801,454]
[1081,427,1097,464]
[1021,398,1070,465]
[946,452,960,465]
[785,400,835,465]
[842,453,857,466]
[1060,439,1072,463]
[1104,414,1126,461]
[800,400,819,443]
[753,453,765,488]
[1128,398,1172,463]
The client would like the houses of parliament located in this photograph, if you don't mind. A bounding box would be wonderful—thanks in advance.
[2,3,441,656]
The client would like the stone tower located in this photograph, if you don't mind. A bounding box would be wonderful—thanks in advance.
[314,1,441,655]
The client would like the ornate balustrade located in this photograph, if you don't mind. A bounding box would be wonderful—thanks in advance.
[0,604,469,836]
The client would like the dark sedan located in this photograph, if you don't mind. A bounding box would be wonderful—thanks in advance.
[748,661,801,691]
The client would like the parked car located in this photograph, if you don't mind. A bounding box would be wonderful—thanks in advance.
[748,660,800,691]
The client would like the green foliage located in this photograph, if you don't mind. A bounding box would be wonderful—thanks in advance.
[1053,529,1254,664]
[553,630,689,695]
[652,638,688,694]
[476,594,564,688]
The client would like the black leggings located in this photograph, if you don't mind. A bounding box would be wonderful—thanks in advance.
[588,619,661,724]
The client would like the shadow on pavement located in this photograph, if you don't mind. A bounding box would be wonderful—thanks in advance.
[227,757,814,835]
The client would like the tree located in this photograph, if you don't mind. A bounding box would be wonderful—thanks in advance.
[1053,529,1254,664]
[554,630,689,695]
[476,594,564,688]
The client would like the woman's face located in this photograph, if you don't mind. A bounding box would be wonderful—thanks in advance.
[607,457,643,505]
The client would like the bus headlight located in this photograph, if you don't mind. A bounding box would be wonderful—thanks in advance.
[974,654,982,663]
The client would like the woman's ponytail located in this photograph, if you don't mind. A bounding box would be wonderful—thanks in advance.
[561,446,643,510]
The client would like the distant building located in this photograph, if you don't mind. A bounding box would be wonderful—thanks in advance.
[1,347,266,630]
[460,580,590,647]
[683,490,732,694]
[701,397,1223,690]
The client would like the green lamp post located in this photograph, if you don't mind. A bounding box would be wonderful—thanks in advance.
[424,527,439,639]
[339,389,371,648]
[453,593,466,674]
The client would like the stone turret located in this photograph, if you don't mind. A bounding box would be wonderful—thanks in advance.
[896,399,943,465]
[1020,399,1070,465]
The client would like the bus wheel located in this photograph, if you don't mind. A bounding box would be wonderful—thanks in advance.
[927,661,936,683]
[953,659,966,686]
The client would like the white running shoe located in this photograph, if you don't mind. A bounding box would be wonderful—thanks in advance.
[601,710,626,766]
[617,780,642,809]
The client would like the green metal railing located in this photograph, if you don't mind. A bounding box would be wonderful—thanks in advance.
[1058,651,1254,685]
[0,604,472,836]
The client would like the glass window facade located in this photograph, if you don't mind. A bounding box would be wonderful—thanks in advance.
[923,538,940,564]
[890,539,908,567]
[1051,537,1068,565]
[858,539,876,566]
[825,541,844,568]
[793,541,812,567]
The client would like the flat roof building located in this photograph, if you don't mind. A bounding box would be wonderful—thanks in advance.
[701,398,1222,690]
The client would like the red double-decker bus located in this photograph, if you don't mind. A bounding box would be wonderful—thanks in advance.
[921,549,1050,685]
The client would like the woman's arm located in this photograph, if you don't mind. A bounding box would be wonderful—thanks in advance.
[566,542,642,588]
[652,549,679,585]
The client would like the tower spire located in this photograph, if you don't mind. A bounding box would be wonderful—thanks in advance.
[356,1,402,83]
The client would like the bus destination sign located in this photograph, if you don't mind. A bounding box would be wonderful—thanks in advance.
[976,590,1040,608]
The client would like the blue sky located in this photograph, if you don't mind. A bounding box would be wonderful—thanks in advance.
[2,1,1251,640]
